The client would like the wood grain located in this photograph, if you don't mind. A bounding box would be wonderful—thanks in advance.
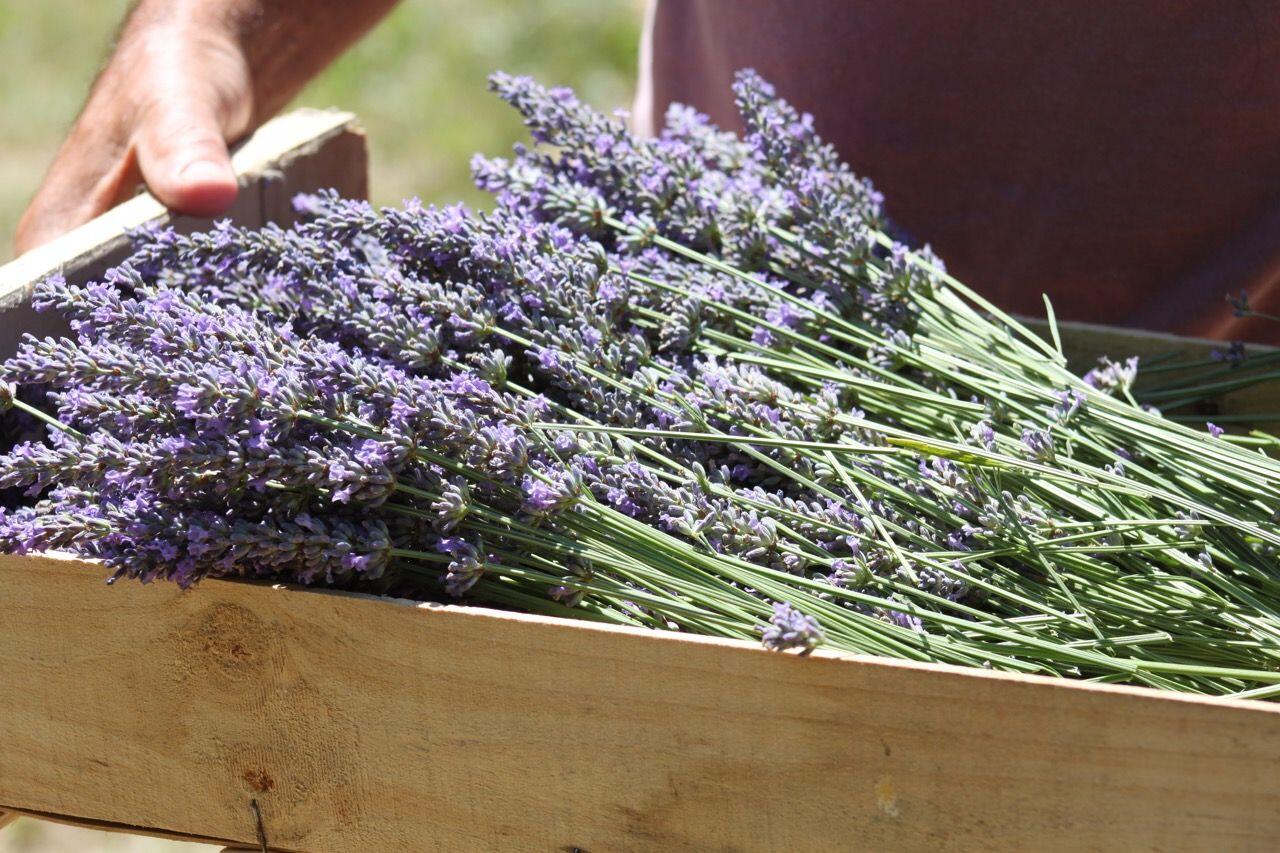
[0,108,365,361]
[1,553,1277,852]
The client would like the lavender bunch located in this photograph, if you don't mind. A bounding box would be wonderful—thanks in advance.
[4,72,1280,699]
[469,70,1280,697]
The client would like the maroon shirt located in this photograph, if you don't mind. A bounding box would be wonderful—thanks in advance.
[644,0,1280,343]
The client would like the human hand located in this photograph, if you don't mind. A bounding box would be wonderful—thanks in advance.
[14,6,253,254]
[13,0,400,256]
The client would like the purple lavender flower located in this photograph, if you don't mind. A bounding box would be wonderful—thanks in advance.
[1020,429,1056,463]
[1210,341,1247,367]
[969,419,997,451]
[520,468,584,518]
[759,602,825,655]
[1049,389,1085,423]
[1082,356,1138,395]
[437,535,485,597]
[888,609,925,633]
[430,477,471,532]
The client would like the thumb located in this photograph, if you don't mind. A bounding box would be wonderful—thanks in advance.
[135,97,239,216]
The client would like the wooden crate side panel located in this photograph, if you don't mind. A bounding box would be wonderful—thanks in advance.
[259,127,368,227]
[0,109,366,361]
[1,555,1277,852]
[1032,317,1279,417]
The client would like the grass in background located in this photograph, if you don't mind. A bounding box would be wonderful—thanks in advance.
[0,1,641,848]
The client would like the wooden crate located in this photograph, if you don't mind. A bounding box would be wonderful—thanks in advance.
[1,111,1278,853]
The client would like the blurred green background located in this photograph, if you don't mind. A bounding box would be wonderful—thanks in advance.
[0,0,640,849]
[0,0,641,260]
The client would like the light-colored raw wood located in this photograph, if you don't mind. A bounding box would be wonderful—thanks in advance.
[1,553,1278,852]
[0,810,18,831]
[0,108,366,360]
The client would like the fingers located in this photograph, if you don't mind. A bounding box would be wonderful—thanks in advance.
[134,97,239,217]
[13,96,240,257]
[13,99,240,257]
[13,23,250,258]
[15,192,89,257]
[13,136,141,256]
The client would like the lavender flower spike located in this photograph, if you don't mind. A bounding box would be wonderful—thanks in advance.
[759,602,824,655]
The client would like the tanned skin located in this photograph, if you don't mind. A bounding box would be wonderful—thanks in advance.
[14,0,400,254]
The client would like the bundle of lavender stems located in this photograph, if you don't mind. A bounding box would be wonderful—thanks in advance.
[3,71,1280,699]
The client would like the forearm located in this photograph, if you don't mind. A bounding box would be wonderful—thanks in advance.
[114,0,400,130]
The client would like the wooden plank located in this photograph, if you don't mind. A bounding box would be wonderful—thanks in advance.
[1,553,1277,852]
[0,810,18,831]
[1044,317,1247,367]
[1034,317,1279,418]
[257,122,368,229]
[0,108,366,360]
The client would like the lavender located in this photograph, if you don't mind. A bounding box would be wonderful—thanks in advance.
[1210,341,1247,367]
[4,70,1280,697]
[437,536,485,597]
[1020,429,1056,463]
[760,603,825,655]
[1082,356,1139,395]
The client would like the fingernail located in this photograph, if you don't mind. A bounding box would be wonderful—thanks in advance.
[178,159,231,184]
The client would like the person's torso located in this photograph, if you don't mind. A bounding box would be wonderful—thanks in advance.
[646,0,1280,343]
